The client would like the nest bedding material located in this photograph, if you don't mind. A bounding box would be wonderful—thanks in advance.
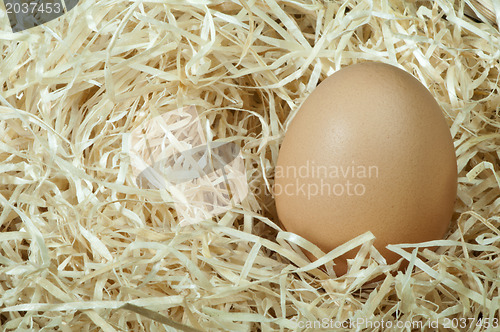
[0,0,500,331]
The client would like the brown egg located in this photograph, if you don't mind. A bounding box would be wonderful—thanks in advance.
[274,62,457,276]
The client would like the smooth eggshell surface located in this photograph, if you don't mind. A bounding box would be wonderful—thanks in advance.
[274,62,457,276]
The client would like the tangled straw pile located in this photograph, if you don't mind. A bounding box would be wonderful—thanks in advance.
[1,0,499,330]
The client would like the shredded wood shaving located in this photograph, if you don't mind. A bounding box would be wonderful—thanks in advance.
[1,0,499,330]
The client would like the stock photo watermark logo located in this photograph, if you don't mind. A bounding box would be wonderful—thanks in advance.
[274,161,379,200]
[129,106,248,227]
[3,0,79,32]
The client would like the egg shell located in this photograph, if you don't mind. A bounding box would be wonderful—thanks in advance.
[274,62,457,276]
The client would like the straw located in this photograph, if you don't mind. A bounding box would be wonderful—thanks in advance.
[1,0,499,330]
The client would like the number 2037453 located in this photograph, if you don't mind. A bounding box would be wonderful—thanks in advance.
[439,317,498,329]
[5,2,62,15]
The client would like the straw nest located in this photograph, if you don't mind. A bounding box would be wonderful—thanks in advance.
[1,0,499,331]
